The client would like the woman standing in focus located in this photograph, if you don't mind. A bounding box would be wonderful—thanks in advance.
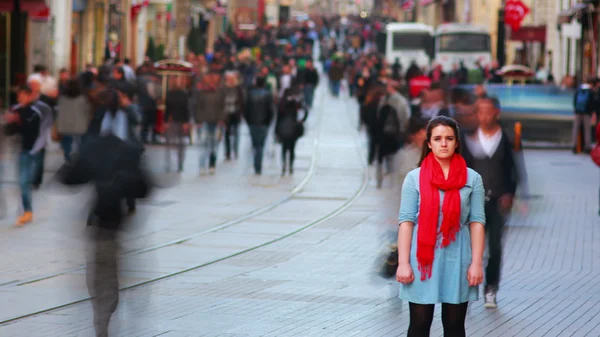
[396,116,486,337]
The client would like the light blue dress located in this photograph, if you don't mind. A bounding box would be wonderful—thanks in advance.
[398,167,486,304]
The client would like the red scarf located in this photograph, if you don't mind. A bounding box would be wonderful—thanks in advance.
[417,152,467,280]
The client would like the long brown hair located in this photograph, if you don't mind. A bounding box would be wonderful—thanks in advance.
[364,85,386,105]
[418,116,462,167]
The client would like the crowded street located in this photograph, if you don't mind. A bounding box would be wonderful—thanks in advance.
[0,81,598,336]
[1,0,600,335]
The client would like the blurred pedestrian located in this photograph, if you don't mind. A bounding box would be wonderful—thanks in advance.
[328,57,345,97]
[193,65,226,175]
[27,75,54,190]
[276,88,307,176]
[571,77,595,153]
[461,97,519,309]
[395,117,427,188]
[375,78,410,188]
[298,59,319,109]
[244,76,275,175]
[164,77,191,173]
[223,71,244,161]
[55,78,93,162]
[57,133,151,337]
[5,85,41,225]
[396,116,485,337]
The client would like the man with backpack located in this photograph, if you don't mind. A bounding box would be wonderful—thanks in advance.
[572,77,595,153]
[375,79,410,188]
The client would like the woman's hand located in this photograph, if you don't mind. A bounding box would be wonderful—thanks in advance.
[467,263,484,287]
[396,263,415,284]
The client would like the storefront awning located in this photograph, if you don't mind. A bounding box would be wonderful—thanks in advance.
[557,3,589,24]
[20,0,49,13]
[509,25,546,42]
[0,1,14,12]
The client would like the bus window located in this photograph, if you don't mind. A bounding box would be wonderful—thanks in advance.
[392,32,431,51]
[438,33,490,52]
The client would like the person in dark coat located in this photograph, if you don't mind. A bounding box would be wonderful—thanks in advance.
[56,133,151,337]
[164,77,191,172]
[461,96,520,310]
[244,76,275,175]
[361,83,387,165]
[223,71,245,161]
[276,87,308,176]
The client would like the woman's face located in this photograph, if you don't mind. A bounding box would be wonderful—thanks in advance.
[428,125,458,160]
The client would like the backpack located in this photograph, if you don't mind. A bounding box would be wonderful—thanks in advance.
[380,104,401,139]
[575,88,591,113]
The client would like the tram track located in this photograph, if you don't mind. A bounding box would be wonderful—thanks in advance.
[0,87,370,325]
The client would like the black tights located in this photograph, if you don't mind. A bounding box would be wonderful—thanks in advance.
[407,302,468,337]
[281,139,297,170]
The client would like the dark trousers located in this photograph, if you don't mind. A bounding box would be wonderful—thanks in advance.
[140,113,156,143]
[303,85,315,108]
[87,227,119,337]
[330,80,341,97]
[485,200,505,292]
[367,132,376,165]
[165,122,186,172]
[225,115,240,159]
[60,135,82,163]
[249,125,269,174]
[281,139,297,171]
[33,148,45,187]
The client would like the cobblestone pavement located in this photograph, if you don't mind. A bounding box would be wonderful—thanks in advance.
[1,83,599,337]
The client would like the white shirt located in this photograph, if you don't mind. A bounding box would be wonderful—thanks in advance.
[477,128,502,158]
[279,74,292,98]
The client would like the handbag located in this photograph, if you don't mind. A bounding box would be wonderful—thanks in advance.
[295,122,305,138]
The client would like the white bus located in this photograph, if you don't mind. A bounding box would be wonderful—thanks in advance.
[434,23,492,72]
[385,23,434,70]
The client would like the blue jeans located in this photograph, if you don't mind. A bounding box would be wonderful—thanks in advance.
[304,85,315,108]
[60,135,81,163]
[19,152,36,212]
[249,125,269,174]
[198,123,222,169]
[330,81,341,97]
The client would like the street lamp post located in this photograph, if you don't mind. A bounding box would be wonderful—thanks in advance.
[497,0,506,66]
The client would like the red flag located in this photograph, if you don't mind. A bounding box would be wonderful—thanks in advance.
[505,0,530,32]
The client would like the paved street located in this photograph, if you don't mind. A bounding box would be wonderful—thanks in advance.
[0,84,599,337]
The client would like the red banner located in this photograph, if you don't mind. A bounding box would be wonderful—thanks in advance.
[505,0,530,32]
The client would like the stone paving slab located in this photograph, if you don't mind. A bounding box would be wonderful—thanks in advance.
[2,87,600,336]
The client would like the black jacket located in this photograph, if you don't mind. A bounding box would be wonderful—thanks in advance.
[5,104,41,152]
[165,89,190,123]
[297,68,320,86]
[461,130,519,199]
[57,134,152,229]
[244,87,274,126]
[276,97,307,141]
